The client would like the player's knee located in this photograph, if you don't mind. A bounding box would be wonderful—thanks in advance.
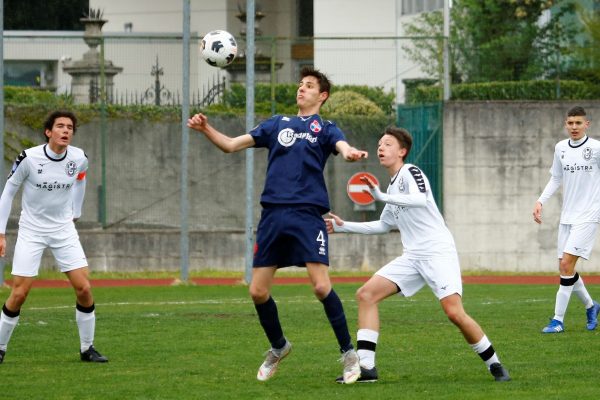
[8,290,29,309]
[356,285,376,305]
[74,281,92,299]
[312,282,331,299]
[248,285,269,303]
[445,307,467,325]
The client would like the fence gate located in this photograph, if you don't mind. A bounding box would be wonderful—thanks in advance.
[396,102,444,211]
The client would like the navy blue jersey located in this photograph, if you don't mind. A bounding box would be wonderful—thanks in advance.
[250,114,345,213]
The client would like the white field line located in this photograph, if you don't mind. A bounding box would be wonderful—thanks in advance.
[25,296,548,312]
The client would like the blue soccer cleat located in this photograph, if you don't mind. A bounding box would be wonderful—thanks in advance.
[585,301,600,331]
[542,318,564,333]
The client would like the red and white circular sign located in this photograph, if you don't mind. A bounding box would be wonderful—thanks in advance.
[346,172,379,206]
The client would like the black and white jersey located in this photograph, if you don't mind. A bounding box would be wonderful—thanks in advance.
[379,163,456,258]
[542,137,600,224]
[7,144,88,233]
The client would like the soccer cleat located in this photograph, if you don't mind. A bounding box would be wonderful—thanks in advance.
[336,366,378,383]
[339,349,361,384]
[0,349,5,364]
[541,318,564,333]
[489,363,511,381]
[585,301,600,331]
[256,341,292,381]
[80,345,108,363]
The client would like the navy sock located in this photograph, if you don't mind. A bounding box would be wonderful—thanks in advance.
[254,296,286,350]
[321,289,353,353]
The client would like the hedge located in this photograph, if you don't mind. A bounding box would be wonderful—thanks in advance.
[408,80,600,104]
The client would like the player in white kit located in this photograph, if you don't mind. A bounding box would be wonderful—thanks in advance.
[533,106,600,334]
[327,126,510,382]
[0,110,107,364]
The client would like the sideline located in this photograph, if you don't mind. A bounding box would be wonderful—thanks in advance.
[3,275,600,288]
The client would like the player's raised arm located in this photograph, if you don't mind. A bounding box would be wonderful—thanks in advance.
[335,140,368,162]
[187,113,255,153]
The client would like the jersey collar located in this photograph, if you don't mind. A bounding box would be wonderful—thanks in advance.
[569,136,588,148]
[43,144,68,162]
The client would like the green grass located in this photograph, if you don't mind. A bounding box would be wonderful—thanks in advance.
[0,283,599,399]
[1,267,376,282]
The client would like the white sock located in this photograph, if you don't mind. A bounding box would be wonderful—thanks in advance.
[554,275,575,322]
[572,274,594,309]
[357,328,379,369]
[0,311,19,352]
[76,309,96,352]
[470,335,499,368]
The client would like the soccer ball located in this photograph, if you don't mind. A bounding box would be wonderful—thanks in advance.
[201,30,238,68]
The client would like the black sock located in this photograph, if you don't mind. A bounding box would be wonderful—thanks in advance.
[254,296,286,350]
[321,289,353,353]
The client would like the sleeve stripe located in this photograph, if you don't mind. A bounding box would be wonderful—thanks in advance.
[408,166,427,193]
[77,171,87,180]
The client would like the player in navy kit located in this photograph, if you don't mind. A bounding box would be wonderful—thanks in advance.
[326,127,510,382]
[187,67,367,383]
[534,106,600,333]
[0,110,107,364]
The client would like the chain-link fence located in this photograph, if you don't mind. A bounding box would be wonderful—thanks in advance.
[3,30,599,232]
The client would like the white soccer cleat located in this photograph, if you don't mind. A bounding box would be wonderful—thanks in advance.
[340,349,361,384]
[256,341,292,381]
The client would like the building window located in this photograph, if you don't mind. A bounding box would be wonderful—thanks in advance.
[297,0,313,37]
[4,60,57,89]
[402,0,444,15]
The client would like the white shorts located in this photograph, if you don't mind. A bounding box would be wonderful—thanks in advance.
[557,223,599,260]
[375,252,462,300]
[11,224,88,277]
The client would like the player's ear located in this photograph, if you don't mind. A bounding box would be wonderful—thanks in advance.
[399,147,407,160]
[319,91,329,103]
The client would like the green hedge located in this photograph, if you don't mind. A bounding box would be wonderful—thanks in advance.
[219,83,395,116]
[408,80,600,104]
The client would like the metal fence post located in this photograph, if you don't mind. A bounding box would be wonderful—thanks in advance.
[0,2,5,287]
[180,0,191,282]
[244,0,256,285]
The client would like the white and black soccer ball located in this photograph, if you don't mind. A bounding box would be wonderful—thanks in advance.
[201,30,238,68]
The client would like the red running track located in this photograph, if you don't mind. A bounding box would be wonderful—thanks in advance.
[2,275,600,288]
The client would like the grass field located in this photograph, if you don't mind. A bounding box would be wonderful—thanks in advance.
[0,283,599,399]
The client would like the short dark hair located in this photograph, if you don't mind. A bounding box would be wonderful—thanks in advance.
[43,110,77,142]
[300,66,332,104]
[381,126,412,160]
[567,106,586,117]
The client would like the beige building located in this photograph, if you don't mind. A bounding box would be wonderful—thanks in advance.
[4,0,445,103]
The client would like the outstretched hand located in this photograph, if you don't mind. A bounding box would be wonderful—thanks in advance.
[187,113,210,133]
[343,147,368,162]
[325,212,344,233]
[360,175,384,201]
[0,235,6,258]
[533,202,543,224]
[360,175,377,190]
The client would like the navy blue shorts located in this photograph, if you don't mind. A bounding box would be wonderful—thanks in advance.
[254,205,329,268]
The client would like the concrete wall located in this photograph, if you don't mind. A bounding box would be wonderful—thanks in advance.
[2,113,394,273]
[444,101,600,273]
[5,101,600,274]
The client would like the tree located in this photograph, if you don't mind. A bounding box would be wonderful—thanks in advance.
[572,1,600,83]
[4,0,89,31]
[402,0,561,84]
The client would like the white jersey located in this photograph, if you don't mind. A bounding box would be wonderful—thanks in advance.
[336,164,456,259]
[379,164,456,258]
[540,137,600,224]
[7,144,88,233]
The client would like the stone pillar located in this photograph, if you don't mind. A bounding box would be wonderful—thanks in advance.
[63,12,122,104]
